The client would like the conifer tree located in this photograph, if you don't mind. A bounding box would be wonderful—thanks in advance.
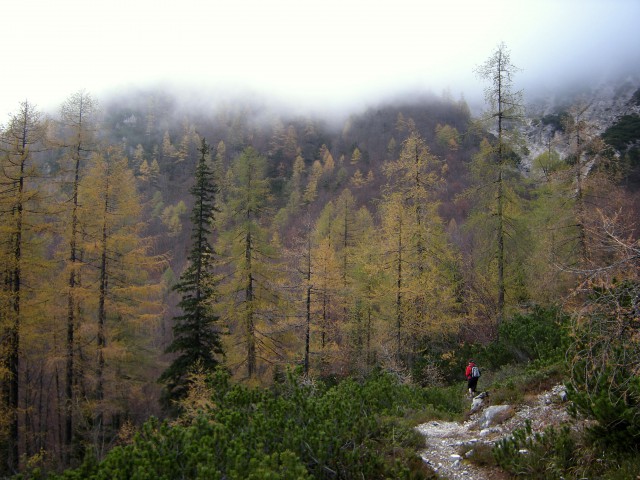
[0,100,47,472]
[527,103,618,303]
[160,138,223,406]
[345,207,379,372]
[285,212,315,375]
[380,125,459,365]
[218,147,282,379]
[379,193,409,362]
[562,102,603,268]
[310,202,341,364]
[76,144,165,455]
[474,42,525,329]
[57,90,97,460]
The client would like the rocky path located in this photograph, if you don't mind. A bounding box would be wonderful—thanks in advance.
[416,386,570,480]
[416,419,505,480]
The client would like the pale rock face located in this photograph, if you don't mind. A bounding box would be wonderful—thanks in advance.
[521,75,640,171]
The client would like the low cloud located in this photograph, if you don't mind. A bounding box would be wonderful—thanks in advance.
[1,0,639,121]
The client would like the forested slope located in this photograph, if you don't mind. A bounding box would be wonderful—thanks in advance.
[1,61,638,476]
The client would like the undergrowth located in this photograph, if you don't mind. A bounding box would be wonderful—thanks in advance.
[34,370,443,480]
[492,419,640,480]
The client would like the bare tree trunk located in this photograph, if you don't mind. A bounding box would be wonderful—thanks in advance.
[245,230,256,378]
[395,217,403,362]
[496,168,505,333]
[96,172,110,405]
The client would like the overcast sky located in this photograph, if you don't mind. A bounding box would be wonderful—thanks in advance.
[2,0,639,120]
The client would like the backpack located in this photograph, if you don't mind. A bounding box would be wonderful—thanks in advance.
[471,366,481,378]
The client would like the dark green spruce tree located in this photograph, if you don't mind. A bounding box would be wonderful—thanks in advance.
[160,138,223,408]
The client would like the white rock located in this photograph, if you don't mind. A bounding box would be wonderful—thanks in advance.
[480,405,515,428]
[470,396,485,413]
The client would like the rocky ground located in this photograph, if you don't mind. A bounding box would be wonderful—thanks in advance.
[416,386,571,480]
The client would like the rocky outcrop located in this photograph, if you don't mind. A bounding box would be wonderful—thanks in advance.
[521,75,640,169]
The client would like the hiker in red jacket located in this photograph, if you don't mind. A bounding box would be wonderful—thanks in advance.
[465,360,480,397]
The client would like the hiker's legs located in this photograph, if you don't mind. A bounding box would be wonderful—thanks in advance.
[467,377,478,396]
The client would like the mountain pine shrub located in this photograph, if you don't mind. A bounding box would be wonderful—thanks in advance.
[49,371,437,479]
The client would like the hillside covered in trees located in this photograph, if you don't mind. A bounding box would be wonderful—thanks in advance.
[1,44,639,478]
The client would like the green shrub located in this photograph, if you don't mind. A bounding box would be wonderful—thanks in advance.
[458,442,496,468]
[51,371,437,480]
[567,281,640,454]
[421,384,467,417]
[567,367,640,452]
[438,305,570,384]
[540,111,571,133]
[602,114,640,151]
[499,305,569,365]
[493,419,640,480]
[598,454,640,480]
[493,420,578,479]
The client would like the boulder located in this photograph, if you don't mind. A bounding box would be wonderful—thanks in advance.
[470,391,489,413]
[552,385,568,402]
[479,405,515,429]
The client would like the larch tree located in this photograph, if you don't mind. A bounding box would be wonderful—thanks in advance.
[299,213,315,375]
[0,101,48,473]
[218,147,283,380]
[474,42,526,329]
[321,144,335,174]
[561,102,607,270]
[380,124,460,367]
[526,157,575,304]
[536,104,619,298]
[383,123,443,269]
[464,136,530,331]
[303,160,322,205]
[310,236,341,370]
[309,201,342,368]
[56,90,98,460]
[521,102,611,306]
[323,190,379,369]
[284,211,315,375]
[79,145,165,443]
[161,131,178,167]
[378,193,409,364]
[175,120,198,168]
[351,147,362,165]
[160,138,223,407]
[344,206,380,373]
[274,153,306,230]
[332,189,358,306]
[55,146,166,460]
[132,144,145,170]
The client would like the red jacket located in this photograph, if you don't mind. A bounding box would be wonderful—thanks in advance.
[465,363,476,380]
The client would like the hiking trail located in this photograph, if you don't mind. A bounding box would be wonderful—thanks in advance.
[416,386,571,479]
